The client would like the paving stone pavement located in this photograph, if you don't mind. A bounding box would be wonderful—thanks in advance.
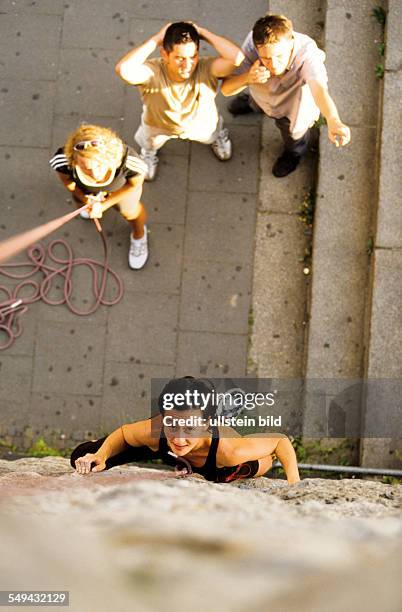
[0,0,267,448]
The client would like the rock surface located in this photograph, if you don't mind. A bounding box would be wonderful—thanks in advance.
[0,458,401,612]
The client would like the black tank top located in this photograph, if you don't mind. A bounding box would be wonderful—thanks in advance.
[158,426,259,483]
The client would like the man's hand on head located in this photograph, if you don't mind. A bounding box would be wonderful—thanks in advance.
[327,118,351,147]
[153,22,172,46]
[248,59,270,84]
[186,22,205,39]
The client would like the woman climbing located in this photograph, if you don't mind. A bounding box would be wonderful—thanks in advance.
[71,377,300,484]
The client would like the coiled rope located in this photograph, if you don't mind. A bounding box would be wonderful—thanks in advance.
[0,208,124,350]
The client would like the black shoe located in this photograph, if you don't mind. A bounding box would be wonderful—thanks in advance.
[228,93,254,116]
[272,151,301,177]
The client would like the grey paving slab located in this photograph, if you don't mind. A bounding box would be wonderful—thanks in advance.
[145,154,189,225]
[325,0,381,126]
[219,96,263,128]
[376,72,402,247]
[250,214,307,378]
[367,250,402,378]
[306,128,377,378]
[65,0,198,20]
[109,221,184,294]
[32,319,106,395]
[35,295,109,328]
[198,0,268,45]
[258,120,317,214]
[0,147,54,239]
[0,0,64,13]
[64,1,131,16]
[0,80,55,147]
[386,0,402,71]
[107,292,179,365]
[0,309,36,357]
[128,18,172,48]
[0,355,32,425]
[55,49,125,116]
[180,259,252,334]
[314,127,377,247]
[0,44,60,81]
[306,267,368,378]
[101,361,174,428]
[0,13,62,49]
[184,191,255,264]
[270,0,325,44]
[162,137,191,156]
[62,12,130,50]
[127,1,202,21]
[189,125,260,194]
[30,392,102,433]
[305,2,383,382]
[176,330,248,378]
[121,86,145,146]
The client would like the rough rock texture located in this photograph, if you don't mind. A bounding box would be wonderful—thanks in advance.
[1,458,401,612]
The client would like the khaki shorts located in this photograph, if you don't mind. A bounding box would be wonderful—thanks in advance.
[135,116,223,151]
[115,183,143,220]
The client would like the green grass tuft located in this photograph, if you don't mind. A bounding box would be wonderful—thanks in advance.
[26,437,61,457]
[372,6,386,28]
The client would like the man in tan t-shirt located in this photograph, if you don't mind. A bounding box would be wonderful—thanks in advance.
[115,22,244,180]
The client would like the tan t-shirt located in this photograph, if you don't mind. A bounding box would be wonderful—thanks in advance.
[138,57,219,135]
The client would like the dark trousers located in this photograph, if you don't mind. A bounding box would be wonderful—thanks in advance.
[70,436,160,470]
[274,116,311,157]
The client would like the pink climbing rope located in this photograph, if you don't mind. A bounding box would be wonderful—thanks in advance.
[0,206,124,350]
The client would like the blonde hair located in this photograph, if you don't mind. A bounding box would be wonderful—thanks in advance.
[64,124,125,168]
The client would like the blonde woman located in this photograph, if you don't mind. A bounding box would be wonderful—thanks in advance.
[49,124,149,269]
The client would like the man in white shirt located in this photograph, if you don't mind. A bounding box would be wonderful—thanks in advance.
[222,14,351,177]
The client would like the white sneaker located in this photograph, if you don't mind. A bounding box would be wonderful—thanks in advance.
[211,128,232,161]
[140,148,159,181]
[80,208,90,219]
[128,227,148,270]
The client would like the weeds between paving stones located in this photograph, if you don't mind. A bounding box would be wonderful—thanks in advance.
[298,190,316,228]
[297,190,316,275]
[372,6,387,79]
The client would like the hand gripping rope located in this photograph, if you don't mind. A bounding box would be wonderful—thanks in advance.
[0,205,124,351]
